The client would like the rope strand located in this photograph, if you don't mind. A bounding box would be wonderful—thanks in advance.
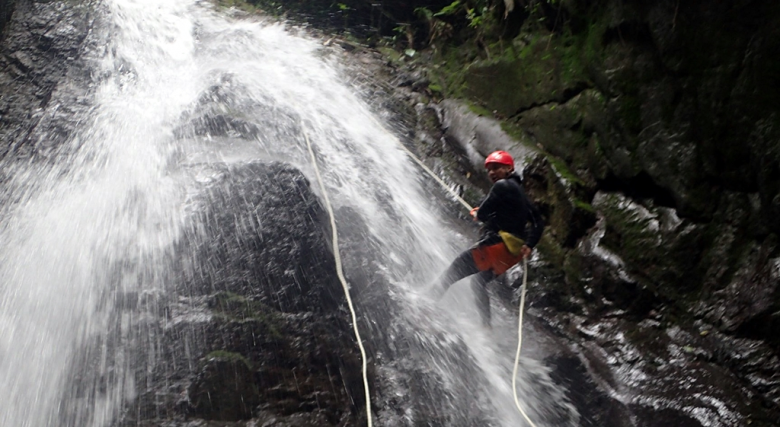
[304,130,373,427]
[398,141,538,427]
[394,142,473,212]
[512,258,538,427]
[305,116,535,426]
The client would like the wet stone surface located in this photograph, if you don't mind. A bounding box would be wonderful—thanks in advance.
[0,0,102,164]
[116,161,367,426]
[335,33,780,425]
[3,0,780,425]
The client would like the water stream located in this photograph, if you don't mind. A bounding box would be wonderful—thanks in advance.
[0,0,576,425]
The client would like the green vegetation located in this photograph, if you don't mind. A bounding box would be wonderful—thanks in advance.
[547,153,585,186]
[500,121,524,141]
[467,101,492,117]
[436,1,463,17]
[536,233,566,267]
[211,291,283,338]
[574,199,595,213]
[205,350,253,370]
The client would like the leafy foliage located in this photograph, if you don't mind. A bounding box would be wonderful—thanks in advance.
[435,1,462,16]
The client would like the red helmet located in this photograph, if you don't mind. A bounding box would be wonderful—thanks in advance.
[484,150,514,169]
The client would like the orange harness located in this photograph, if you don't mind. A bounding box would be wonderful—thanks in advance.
[470,241,525,275]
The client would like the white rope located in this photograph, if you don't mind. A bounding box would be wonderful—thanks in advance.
[397,141,538,427]
[304,130,373,427]
[304,112,535,425]
[395,143,473,212]
[512,257,538,427]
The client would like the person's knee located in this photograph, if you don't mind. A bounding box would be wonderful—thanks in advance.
[447,252,479,279]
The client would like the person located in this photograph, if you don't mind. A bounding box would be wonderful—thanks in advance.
[430,150,544,327]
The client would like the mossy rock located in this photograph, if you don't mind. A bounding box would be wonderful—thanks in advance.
[209,291,283,339]
[591,192,714,300]
[524,155,596,249]
[463,34,590,118]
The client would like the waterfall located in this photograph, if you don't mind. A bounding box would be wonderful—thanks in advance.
[0,0,577,425]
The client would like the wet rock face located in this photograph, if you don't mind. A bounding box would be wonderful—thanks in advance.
[466,0,780,224]
[530,291,780,426]
[182,162,343,313]
[0,0,100,165]
[0,0,14,39]
[426,1,780,423]
[0,2,367,424]
[2,0,776,424]
[360,48,780,421]
[122,159,488,427]
[121,161,367,426]
[249,0,458,41]
[515,191,780,426]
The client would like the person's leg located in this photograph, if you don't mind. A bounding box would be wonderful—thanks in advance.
[471,270,495,327]
[429,249,480,298]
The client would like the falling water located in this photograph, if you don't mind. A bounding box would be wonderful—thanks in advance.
[0,0,577,425]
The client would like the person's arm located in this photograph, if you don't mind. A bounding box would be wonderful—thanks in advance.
[476,181,509,223]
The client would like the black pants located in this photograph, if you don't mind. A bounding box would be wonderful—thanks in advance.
[435,249,496,326]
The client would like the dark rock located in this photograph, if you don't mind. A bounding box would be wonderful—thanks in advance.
[523,156,597,249]
[0,0,101,163]
[189,352,259,420]
[183,162,342,312]
[440,99,536,174]
[0,0,14,40]
[118,161,367,426]
[4,0,780,425]
[700,236,780,333]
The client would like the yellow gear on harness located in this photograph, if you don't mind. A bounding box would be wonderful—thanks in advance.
[499,230,526,256]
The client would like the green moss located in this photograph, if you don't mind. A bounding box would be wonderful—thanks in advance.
[211,292,283,339]
[574,199,595,213]
[423,4,614,118]
[205,350,253,370]
[500,121,542,154]
[537,233,566,268]
[562,250,586,285]
[584,133,610,181]
[213,291,248,307]
[467,102,492,117]
[547,155,585,186]
[556,40,587,87]
[595,195,661,276]
[377,46,402,63]
[601,209,656,260]
[429,44,475,98]
[619,94,642,134]
[582,17,609,65]
[501,121,525,141]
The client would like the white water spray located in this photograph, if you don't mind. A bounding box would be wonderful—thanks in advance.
[0,0,575,425]
[0,0,199,425]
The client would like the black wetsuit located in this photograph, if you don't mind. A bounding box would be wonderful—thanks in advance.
[434,172,544,326]
[475,172,544,247]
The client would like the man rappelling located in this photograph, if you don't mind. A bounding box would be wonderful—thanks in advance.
[430,150,544,327]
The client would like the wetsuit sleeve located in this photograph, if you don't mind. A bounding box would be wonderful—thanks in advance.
[524,195,544,248]
[476,180,510,224]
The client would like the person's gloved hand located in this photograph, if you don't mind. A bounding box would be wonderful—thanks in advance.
[469,206,479,220]
[519,245,532,259]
